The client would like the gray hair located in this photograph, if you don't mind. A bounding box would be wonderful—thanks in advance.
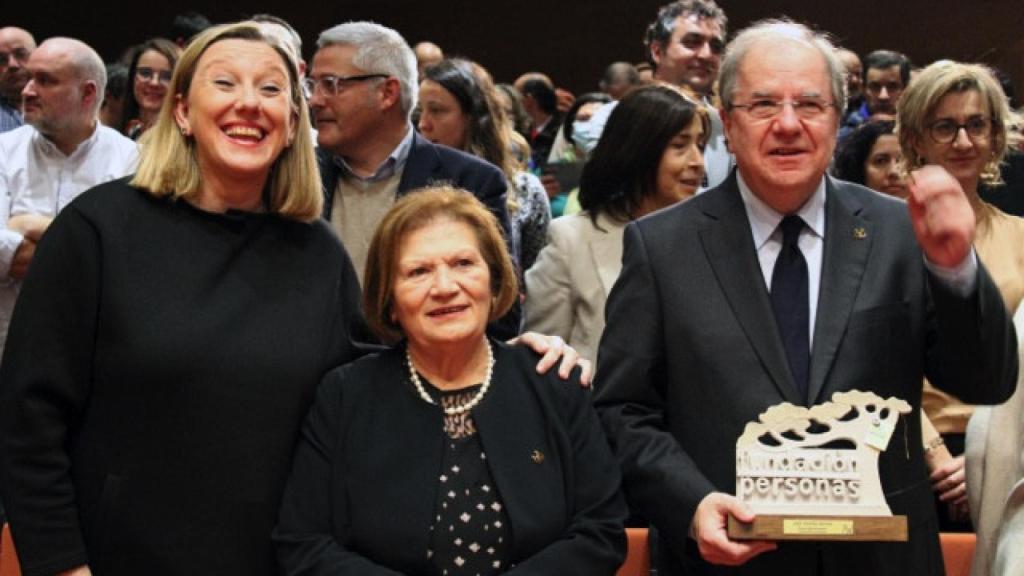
[718,19,846,119]
[317,21,418,119]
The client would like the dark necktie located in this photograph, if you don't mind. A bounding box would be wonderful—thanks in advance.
[771,215,810,403]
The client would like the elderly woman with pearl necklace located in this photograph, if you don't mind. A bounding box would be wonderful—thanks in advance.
[274,186,627,575]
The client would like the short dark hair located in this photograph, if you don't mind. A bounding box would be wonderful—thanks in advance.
[579,85,708,225]
[520,78,557,115]
[104,62,129,99]
[600,62,639,90]
[863,50,912,86]
[170,11,212,44]
[644,0,727,63]
[833,120,895,186]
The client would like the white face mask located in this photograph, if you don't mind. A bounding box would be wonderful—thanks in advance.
[570,102,616,157]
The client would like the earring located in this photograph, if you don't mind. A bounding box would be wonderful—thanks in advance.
[180,125,190,137]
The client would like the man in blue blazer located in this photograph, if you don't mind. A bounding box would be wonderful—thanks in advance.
[594,20,1018,576]
[307,21,515,336]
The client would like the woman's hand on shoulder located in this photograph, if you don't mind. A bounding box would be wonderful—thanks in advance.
[510,332,592,387]
[58,566,93,576]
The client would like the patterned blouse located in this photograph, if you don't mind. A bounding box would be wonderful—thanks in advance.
[424,381,512,575]
[510,171,551,282]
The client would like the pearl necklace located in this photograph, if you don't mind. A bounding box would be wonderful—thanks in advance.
[406,341,494,415]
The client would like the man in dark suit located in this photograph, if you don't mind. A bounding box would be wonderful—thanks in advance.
[308,22,510,272]
[594,20,1018,576]
[308,21,516,336]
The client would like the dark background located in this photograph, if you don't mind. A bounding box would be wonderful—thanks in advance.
[8,0,1024,104]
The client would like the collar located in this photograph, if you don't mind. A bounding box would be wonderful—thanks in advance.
[31,122,100,160]
[334,124,415,183]
[737,171,827,251]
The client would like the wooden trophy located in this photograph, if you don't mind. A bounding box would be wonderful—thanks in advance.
[727,390,910,542]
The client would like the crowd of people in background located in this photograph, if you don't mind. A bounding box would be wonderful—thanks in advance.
[1,1,1023,575]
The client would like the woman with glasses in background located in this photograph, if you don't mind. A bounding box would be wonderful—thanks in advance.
[896,60,1024,574]
[121,38,179,139]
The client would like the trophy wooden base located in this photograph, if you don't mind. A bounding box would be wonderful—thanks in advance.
[727,514,908,542]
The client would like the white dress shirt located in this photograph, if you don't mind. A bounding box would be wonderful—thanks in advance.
[0,123,138,351]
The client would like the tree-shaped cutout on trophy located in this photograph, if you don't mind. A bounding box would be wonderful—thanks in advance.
[728,390,911,541]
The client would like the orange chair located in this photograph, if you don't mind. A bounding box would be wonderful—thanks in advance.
[940,532,975,576]
[616,527,651,576]
[0,523,21,576]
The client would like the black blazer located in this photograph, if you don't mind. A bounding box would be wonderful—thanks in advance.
[274,340,627,575]
[317,132,511,240]
[594,173,1018,576]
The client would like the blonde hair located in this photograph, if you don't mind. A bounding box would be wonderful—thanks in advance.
[363,186,518,343]
[131,21,322,221]
[896,60,1012,187]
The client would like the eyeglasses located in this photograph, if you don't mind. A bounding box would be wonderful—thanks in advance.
[729,98,835,120]
[0,48,31,66]
[302,74,388,98]
[136,67,172,85]
[927,116,993,144]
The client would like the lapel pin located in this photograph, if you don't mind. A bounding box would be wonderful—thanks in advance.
[531,449,545,464]
[853,227,867,240]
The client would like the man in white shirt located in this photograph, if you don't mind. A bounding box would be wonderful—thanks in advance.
[0,37,138,354]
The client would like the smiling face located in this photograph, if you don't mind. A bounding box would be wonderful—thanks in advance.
[134,49,173,116]
[174,39,296,195]
[914,89,992,193]
[864,134,906,198]
[722,39,839,213]
[417,79,468,149]
[392,218,492,355]
[650,116,705,212]
[650,14,723,96]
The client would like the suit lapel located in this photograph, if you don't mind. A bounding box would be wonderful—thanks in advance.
[698,178,802,404]
[473,345,560,556]
[587,214,626,297]
[807,178,872,404]
[398,133,442,197]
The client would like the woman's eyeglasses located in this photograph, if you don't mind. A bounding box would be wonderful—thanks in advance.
[927,116,993,144]
[136,67,172,85]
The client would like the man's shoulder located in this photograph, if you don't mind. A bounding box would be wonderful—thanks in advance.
[0,125,35,153]
[416,137,503,179]
[93,125,138,153]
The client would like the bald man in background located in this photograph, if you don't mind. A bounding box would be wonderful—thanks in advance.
[0,37,138,356]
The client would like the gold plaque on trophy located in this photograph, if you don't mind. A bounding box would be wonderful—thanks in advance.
[727,390,910,542]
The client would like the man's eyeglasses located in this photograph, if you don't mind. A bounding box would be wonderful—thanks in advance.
[302,74,388,98]
[928,116,993,144]
[0,48,31,66]
[729,98,835,120]
[136,67,173,85]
